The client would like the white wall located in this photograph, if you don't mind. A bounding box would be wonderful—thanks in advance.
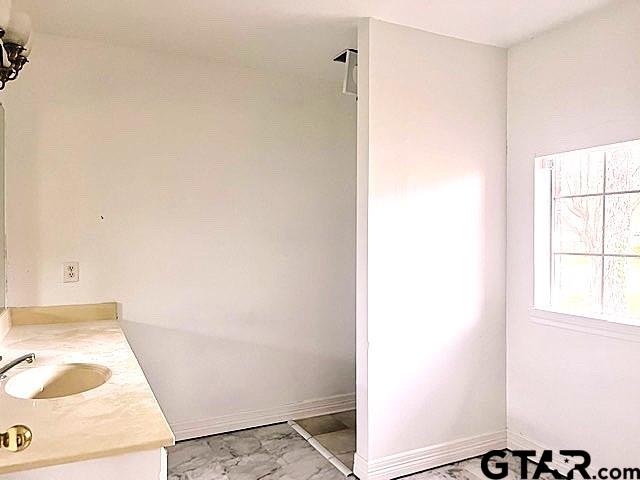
[356,18,507,478]
[1,33,356,432]
[0,104,4,308]
[507,0,640,467]
[355,19,371,462]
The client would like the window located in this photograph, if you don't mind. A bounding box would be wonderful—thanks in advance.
[534,139,640,326]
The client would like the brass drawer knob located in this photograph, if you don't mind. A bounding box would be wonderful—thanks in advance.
[1,425,32,452]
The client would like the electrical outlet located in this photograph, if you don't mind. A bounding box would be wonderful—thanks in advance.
[63,262,79,283]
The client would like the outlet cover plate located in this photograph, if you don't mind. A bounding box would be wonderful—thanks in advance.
[63,262,79,283]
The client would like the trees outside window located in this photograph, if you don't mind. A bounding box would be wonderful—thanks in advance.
[536,140,640,322]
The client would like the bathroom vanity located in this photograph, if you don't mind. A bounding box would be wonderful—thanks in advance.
[0,304,174,479]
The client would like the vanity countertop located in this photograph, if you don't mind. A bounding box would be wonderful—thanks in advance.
[0,319,174,474]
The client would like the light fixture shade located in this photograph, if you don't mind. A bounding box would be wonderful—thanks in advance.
[342,50,357,96]
[21,36,31,58]
[0,0,11,32]
[0,42,8,68]
[5,11,31,46]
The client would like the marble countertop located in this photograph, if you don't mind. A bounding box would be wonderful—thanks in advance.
[0,320,174,474]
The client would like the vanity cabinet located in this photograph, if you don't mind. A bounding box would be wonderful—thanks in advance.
[1,448,167,480]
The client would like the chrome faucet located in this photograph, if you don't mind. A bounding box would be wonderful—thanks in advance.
[0,354,36,380]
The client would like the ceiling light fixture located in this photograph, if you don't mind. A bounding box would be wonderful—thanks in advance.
[0,0,31,90]
[333,49,357,96]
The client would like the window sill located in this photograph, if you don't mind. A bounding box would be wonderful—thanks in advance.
[529,308,640,342]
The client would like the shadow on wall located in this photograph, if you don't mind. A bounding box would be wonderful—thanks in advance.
[120,319,355,425]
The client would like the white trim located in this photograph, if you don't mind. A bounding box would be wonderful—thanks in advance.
[170,393,356,441]
[354,452,369,479]
[288,420,312,440]
[288,420,353,477]
[507,431,599,478]
[326,455,353,477]
[530,308,640,342]
[353,430,507,480]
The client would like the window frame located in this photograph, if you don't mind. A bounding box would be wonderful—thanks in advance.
[533,139,640,330]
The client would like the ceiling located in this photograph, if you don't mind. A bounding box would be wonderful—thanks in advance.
[16,0,615,81]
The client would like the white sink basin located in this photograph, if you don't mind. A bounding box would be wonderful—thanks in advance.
[5,363,112,399]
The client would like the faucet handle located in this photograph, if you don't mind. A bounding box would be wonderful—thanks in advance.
[1,425,33,452]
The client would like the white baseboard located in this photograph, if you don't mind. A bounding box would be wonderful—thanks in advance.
[507,431,599,478]
[354,430,507,480]
[170,393,355,441]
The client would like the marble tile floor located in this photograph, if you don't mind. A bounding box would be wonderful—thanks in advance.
[290,411,357,475]
[168,422,554,480]
[404,453,558,480]
[168,422,347,480]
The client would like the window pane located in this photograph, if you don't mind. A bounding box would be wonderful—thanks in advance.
[553,196,603,253]
[553,150,604,197]
[552,254,602,314]
[604,193,640,254]
[605,142,640,193]
[603,257,640,319]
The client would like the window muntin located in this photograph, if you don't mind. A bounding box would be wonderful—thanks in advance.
[535,139,640,325]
